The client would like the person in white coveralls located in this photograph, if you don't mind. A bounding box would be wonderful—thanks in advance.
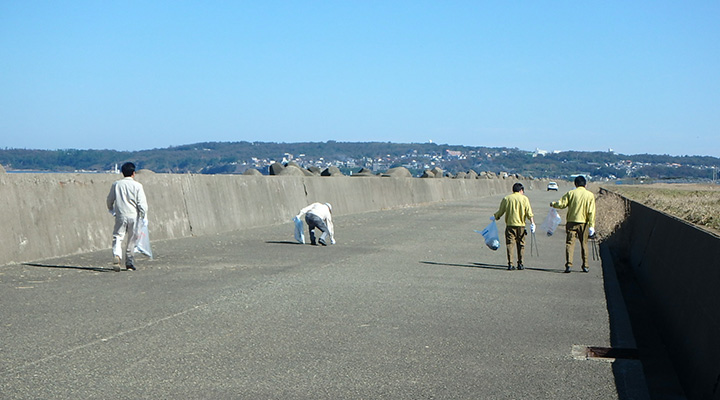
[106,162,148,271]
[296,202,335,246]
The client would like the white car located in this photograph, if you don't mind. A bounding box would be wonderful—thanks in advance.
[547,182,559,191]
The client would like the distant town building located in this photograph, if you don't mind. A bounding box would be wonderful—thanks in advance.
[533,148,549,157]
[446,150,462,158]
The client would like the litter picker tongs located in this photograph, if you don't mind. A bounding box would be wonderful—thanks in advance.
[590,234,600,261]
[529,230,540,257]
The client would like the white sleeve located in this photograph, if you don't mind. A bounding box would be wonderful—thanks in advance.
[136,184,148,219]
[298,204,313,217]
[326,214,334,239]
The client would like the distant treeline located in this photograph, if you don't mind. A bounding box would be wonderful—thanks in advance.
[0,141,718,180]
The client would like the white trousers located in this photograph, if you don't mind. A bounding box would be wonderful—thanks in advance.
[112,215,138,262]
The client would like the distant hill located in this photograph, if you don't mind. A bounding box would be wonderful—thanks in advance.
[0,141,718,181]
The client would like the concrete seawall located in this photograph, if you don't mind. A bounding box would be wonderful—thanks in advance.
[0,173,542,266]
[604,191,720,400]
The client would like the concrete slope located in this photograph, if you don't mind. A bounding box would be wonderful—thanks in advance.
[0,190,648,399]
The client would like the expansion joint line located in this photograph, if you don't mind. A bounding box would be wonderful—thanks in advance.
[181,177,194,235]
[1,304,208,377]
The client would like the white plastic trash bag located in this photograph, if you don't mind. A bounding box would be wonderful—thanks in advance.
[540,209,562,236]
[133,218,153,258]
[475,220,500,251]
[293,216,305,244]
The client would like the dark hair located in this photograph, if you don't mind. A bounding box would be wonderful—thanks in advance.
[121,162,136,177]
[512,183,524,193]
[574,175,587,187]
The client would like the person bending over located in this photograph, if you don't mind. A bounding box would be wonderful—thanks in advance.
[296,202,335,246]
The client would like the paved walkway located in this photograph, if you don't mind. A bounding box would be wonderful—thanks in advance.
[1,190,649,399]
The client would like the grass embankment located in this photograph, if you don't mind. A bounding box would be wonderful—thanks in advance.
[592,188,629,241]
[600,184,720,235]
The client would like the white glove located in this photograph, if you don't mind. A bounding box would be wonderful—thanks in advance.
[331,238,336,245]
[490,216,495,221]
[530,223,536,234]
[108,209,115,217]
[589,227,596,237]
[142,217,149,226]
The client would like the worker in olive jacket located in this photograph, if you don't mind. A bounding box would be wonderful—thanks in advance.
[551,175,596,273]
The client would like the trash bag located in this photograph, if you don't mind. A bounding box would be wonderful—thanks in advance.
[540,209,562,236]
[475,220,500,251]
[133,218,153,258]
[293,216,305,244]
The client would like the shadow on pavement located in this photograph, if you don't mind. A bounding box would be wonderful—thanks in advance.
[23,263,111,273]
[265,241,303,245]
[523,266,567,274]
[420,260,566,274]
[599,243,687,400]
[420,260,507,271]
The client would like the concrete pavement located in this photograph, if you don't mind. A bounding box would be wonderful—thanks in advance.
[1,190,649,399]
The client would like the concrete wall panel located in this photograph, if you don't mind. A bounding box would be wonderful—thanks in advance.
[609,196,720,400]
[179,175,307,236]
[1,174,116,265]
[1,173,536,266]
[138,174,192,240]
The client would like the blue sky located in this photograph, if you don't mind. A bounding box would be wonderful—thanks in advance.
[2,1,719,156]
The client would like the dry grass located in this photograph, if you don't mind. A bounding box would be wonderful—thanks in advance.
[592,188,630,242]
[603,183,720,234]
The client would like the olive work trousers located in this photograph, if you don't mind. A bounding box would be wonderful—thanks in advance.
[504,225,527,267]
[565,222,589,268]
